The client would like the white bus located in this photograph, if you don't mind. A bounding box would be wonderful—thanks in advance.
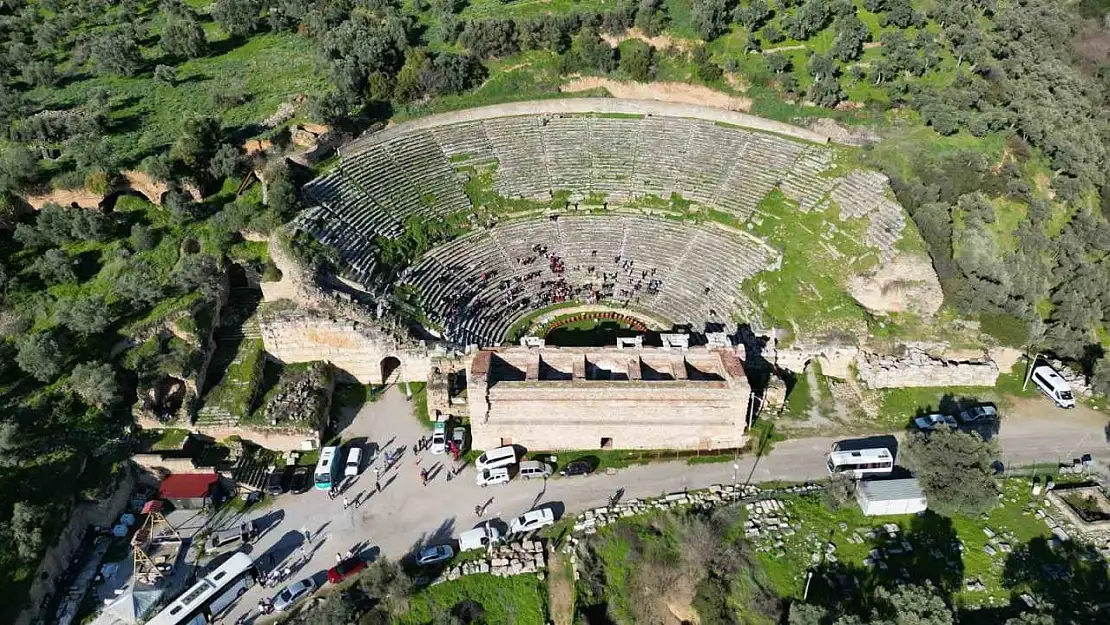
[147,552,257,625]
[826,447,894,478]
[314,446,341,491]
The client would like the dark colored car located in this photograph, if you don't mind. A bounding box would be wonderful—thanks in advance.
[265,469,285,496]
[560,460,595,477]
[282,465,311,494]
[327,556,367,584]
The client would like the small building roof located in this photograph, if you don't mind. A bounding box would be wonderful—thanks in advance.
[857,478,925,502]
[158,473,218,499]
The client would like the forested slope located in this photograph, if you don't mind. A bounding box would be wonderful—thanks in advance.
[0,0,1109,619]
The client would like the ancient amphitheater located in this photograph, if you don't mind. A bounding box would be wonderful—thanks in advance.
[238,99,1006,452]
[297,99,920,346]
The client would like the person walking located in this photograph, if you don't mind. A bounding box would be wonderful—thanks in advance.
[336,552,343,563]
[342,497,350,510]
[376,476,381,493]
[474,504,482,516]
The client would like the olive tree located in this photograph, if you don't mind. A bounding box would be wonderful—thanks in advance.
[901,428,1000,517]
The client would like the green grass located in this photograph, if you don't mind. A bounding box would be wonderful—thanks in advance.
[408,381,430,426]
[147,428,190,451]
[398,573,547,625]
[741,189,873,335]
[752,478,1055,606]
[874,370,1034,429]
[202,338,266,418]
[38,33,328,167]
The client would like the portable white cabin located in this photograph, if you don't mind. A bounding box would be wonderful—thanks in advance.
[856,478,928,516]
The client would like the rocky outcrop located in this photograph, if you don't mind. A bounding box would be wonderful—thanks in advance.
[847,253,944,316]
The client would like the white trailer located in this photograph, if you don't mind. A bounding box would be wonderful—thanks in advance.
[856,478,927,516]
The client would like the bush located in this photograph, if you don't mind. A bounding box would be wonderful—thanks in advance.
[85,169,113,195]
[619,40,655,82]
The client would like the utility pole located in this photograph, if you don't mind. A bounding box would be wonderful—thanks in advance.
[1022,351,1040,391]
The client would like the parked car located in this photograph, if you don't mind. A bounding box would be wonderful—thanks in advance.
[509,508,555,534]
[345,446,363,477]
[518,460,553,480]
[417,545,454,566]
[451,427,467,453]
[559,460,595,477]
[265,468,285,496]
[207,521,255,551]
[273,578,316,612]
[282,465,310,493]
[459,524,502,552]
[958,404,998,424]
[431,419,448,455]
[327,556,367,584]
[913,413,957,431]
[476,467,511,487]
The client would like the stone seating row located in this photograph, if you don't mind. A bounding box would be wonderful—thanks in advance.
[401,215,779,345]
[294,207,378,283]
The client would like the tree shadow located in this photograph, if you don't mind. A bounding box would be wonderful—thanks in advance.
[802,512,965,617]
[402,516,458,581]
[1000,536,1110,623]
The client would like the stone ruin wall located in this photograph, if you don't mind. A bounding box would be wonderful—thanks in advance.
[769,339,1002,389]
[854,346,999,389]
[258,309,434,385]
[15,468,137,625]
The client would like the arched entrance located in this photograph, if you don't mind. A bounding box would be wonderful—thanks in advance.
[380,356,402,385]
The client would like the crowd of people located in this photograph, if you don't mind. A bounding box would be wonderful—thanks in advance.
[420,238,676,345]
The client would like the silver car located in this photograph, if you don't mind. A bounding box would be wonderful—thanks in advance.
[273,578,316,612]
[417,544,454,566]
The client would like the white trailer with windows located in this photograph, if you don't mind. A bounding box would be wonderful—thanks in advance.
[1031,365,1076,408]
[826,447,894,479]
[856,478,928,516]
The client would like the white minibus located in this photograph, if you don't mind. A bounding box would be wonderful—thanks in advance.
[1031,365,1076,408]
[826,447,894,479]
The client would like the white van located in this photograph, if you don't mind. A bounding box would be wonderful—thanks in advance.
[1031,365,1076,408]
[474,445,518,472]
[344,447,363,477]
[476,467,511,487]
[459,524,502,551]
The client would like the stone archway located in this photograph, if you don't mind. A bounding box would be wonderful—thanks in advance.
[380,356,402,385]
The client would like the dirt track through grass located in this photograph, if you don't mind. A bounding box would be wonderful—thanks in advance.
[547,550,575,625]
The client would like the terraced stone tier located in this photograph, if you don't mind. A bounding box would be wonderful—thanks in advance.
[402,215,779,346]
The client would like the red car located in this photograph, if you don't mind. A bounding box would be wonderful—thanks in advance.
[327,556,366,584]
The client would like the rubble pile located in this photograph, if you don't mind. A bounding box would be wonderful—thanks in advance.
[261,362,332,428]
[440,540,547,582]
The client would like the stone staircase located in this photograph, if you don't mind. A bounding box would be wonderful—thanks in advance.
[195,284,263,427]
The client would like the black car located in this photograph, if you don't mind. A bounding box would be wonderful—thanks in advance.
[560,460,595,477]
[265,469,285,496]
[282,465,311,494]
